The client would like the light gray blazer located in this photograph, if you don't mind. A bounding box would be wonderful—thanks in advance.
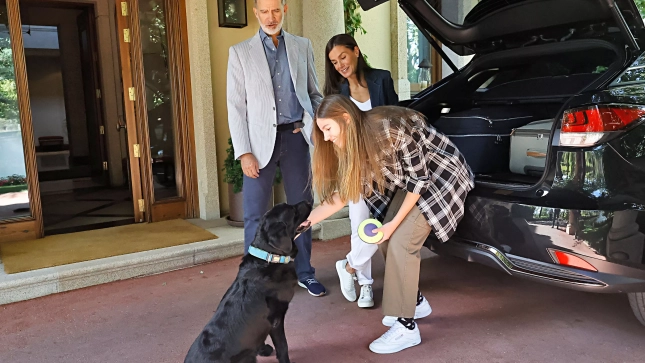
[226,31,323,168]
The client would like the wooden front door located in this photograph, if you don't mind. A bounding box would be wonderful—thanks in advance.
[0,0,198,242]
[115,0,197,223]
[114,0,145,222]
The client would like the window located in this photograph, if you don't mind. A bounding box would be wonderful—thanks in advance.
[406,17,432,94]
[405,0,482,96]
[635,0,645,19]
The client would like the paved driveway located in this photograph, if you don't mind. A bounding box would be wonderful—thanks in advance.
[1,237,644,362]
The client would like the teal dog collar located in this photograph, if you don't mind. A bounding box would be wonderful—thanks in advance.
[248,246,292,264]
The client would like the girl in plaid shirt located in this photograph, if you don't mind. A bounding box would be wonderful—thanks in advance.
[303,94,474,354]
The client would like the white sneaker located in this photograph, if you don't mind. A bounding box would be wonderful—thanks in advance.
[336,259,357,302]
[357,284,374,308]
[382,296,432,326]
[369,321,421,354]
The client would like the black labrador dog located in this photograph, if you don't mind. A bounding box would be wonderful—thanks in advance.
[185,201,312,363]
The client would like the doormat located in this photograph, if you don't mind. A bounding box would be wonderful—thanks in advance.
[0,219,218,274]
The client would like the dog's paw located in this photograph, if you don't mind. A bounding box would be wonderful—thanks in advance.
[258,344,274,357]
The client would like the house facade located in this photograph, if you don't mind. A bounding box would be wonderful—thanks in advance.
[0,0,474,242]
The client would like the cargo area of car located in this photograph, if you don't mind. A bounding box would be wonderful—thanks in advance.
[412,40,625,186]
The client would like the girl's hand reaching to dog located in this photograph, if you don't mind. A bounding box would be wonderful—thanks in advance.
[294,193,346,239]
[294,220,312,240]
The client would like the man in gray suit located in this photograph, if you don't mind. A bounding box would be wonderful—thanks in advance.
[227,0,326,296]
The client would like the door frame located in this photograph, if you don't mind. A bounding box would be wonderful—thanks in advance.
[77,7,110,184]
[0,0,43,242]
[114,0,144,222]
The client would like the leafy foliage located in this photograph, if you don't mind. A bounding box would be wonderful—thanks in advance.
[140,0,170,110]
[0,174,26,187]
[343,0,371,66]
[223,138,244,193]
[407,18,421,84]
[344,0,367,37]
[635,0,645,18]
[0,34,19,122]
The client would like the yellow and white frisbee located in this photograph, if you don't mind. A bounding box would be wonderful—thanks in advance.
[357,218,384,244]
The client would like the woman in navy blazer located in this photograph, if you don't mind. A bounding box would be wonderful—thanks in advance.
[323,34,398,107]
[337,69,399,107]
[323,34,402,311]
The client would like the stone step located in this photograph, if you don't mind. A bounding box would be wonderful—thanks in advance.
[0,217,351,305]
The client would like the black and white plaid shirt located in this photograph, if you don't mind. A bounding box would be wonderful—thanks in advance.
[364,114,475,242]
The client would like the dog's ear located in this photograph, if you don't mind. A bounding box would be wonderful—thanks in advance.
[294,201,313,226]
[265,222,293,254]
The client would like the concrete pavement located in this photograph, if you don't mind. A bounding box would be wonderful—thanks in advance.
[0,212,350,306]
[1,236,645,362]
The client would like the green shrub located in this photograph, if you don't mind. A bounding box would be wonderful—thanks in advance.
[222,138,282,194]
[0,174,26,187]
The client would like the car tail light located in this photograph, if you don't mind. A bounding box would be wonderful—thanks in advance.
[559,105,645,146]
[548,249,597,272]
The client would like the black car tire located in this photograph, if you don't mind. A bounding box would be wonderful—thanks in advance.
[628,292,645,326]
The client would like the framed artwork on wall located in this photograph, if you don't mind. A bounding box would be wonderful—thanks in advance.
[218,0,247,28]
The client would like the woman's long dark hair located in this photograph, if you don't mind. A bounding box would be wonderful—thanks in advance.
[323,34,372,97]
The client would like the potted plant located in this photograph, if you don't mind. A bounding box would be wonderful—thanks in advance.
[223,137,281,227]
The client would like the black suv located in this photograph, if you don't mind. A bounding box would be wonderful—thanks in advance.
[360,0,645,326]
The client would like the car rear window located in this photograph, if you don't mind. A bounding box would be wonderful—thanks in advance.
[481,48,616,90]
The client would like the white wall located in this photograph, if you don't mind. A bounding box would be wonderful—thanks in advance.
[25,7,89,157]
[355,4,391,71]
[25,54,68,146]
[21,26,60,49]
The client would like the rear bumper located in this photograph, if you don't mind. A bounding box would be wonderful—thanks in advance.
[428,238,645,293]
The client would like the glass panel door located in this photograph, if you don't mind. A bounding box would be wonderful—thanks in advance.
[0,0,33,222]
[138,0,178,201]
[113,0,195,223]
[127,0,196,222]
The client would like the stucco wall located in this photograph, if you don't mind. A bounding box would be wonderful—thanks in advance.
[200,0,395,215]
[355,4,391,72]
[207,0,259,215]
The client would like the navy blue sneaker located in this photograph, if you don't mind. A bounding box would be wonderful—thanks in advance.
[298,278,327,297]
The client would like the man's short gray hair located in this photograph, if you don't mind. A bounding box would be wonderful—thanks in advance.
[254,0,287,7]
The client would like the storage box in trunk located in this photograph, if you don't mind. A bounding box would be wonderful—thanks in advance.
[509,119,554,176]
[432,107,542,174]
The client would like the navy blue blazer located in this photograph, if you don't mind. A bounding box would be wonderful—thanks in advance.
[339,69,399,107]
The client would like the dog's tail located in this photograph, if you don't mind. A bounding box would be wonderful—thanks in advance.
[257,344,274,357]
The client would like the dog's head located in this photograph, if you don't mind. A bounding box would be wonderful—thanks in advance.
[253,201,312,257]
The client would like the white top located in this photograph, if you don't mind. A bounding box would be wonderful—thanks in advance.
[350,96,372,111]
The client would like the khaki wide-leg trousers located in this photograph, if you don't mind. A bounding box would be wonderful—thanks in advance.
[378,189,432,318]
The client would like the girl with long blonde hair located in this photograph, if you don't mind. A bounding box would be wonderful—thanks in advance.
[302,94,474,354]
[323,34,399,308]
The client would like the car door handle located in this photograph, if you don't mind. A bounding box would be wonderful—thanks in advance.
[527,151,547,158]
